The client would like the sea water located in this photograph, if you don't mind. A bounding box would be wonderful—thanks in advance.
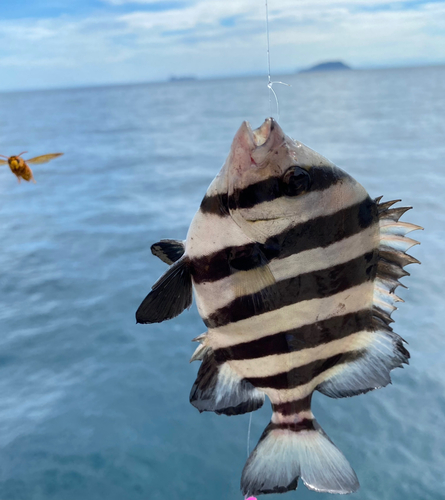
[0,66,443,500]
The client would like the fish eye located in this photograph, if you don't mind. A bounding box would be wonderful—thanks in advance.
[282,166,311,196]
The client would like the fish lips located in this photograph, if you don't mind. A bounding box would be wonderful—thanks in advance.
[228,117,286,187]
[235,117,284,154]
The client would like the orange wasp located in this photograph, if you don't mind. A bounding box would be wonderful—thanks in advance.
[0,152,63,183]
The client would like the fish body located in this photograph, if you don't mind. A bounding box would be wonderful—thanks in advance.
[136,118,421,496]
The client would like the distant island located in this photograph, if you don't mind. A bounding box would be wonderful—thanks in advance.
[300,61,352,73]
[169,76,197,82]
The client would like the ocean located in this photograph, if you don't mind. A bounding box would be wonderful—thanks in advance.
[0,65,443,500]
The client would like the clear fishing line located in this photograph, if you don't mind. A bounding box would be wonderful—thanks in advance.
[244,412,254,500]
[247,412,252,457]
[265,0,290,122]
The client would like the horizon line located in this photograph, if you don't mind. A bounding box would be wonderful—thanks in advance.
[0,61,444,96]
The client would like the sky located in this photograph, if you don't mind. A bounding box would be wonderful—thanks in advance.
[0,0,444,91]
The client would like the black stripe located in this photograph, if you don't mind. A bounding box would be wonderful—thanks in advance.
[200,166,350,216]
[205,251,377,329]
[272,395,312,416]
[213,309,372,363]
[259,419,315,441]
[191,196,377,284]
[200,192,229,216]
[245,350,365,390]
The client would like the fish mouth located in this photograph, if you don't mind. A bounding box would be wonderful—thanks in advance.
[253,118,274,147]
[245,118,274,148]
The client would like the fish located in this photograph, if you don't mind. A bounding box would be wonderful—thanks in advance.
[0,152,64,183]
[136,118,421,496]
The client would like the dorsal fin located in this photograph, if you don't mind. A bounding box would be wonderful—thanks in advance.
[374,198,422,329]
[377,199,401,213]
[316,198,420,400]
[151,239,186,265]
[380,206,412,222]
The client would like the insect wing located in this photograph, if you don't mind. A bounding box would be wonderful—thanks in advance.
[26,153,64,165]
[0,160,8,165]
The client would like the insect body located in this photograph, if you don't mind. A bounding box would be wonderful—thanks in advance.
[0,152,64,183]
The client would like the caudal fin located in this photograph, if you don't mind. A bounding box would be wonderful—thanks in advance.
[241,417,359,496]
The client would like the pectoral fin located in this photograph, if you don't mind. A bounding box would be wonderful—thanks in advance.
[230,242,278,315]
[151,239,186,265]
[136,257,192,324]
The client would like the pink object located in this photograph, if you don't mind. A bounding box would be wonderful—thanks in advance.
[245,497,257,500]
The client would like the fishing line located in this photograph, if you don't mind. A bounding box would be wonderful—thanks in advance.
[265,0,290,122]
[244,413,255,500]
[246,412,252,458]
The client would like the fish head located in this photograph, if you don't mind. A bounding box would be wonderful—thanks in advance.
[220,117,364,243]
[227,118,289,191]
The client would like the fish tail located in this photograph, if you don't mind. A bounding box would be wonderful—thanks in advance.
[241,412,359,496]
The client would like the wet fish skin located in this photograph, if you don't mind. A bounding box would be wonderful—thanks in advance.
[136,118,421,496]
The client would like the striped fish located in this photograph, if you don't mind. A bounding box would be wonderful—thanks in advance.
[136,118,421,496]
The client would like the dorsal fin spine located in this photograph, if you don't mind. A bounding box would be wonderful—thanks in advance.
[373,198,422,329]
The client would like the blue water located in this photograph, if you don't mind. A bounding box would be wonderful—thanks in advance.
[0,66,443,500]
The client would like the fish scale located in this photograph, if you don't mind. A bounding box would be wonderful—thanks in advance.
[136,118,421,497]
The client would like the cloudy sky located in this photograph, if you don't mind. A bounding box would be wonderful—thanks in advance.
[1,0,444,91]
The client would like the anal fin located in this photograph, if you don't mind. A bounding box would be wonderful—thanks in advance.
[190,350,265,416]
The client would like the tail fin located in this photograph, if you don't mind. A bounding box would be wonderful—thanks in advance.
[241,417,359,496]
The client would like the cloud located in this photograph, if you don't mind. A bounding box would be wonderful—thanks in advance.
[0,0,444,91]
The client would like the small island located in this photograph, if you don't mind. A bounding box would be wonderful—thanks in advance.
[300,61,352,73]
[169,76,197,82]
